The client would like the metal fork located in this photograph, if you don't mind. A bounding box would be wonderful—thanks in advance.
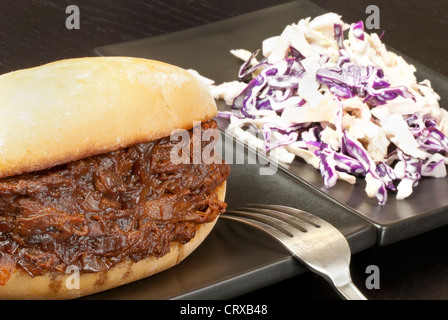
[221,204,367,300]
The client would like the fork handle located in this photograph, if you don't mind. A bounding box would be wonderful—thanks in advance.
[335,282,368,300]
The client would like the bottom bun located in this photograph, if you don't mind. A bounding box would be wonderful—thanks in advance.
[0,182,226,300]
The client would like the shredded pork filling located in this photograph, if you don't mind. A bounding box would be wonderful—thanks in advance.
[0,120,230,284]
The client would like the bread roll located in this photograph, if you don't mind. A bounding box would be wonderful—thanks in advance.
[0,56,217,178]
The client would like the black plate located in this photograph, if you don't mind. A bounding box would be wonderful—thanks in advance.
[86,132,375,300]
[94,0,448,246]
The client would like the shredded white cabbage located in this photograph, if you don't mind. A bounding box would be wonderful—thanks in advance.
[207,12,446,203]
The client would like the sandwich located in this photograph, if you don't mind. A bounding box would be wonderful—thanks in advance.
[0,56,230,299]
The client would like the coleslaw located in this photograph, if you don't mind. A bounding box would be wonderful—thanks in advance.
[208,13,448,204]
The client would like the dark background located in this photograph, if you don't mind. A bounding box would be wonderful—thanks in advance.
[1,0,447,76]
[0,0,447,300]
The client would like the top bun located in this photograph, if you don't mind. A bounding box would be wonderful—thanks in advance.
[0,57,217,178]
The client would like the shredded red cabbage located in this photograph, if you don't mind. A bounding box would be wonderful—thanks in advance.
[212,13,446,204]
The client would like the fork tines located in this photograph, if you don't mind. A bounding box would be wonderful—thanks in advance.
[225,204,321,237]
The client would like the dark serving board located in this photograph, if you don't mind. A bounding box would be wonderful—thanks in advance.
[86,132,375,300]
[89,0,448,299]
[94,0,448,246]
